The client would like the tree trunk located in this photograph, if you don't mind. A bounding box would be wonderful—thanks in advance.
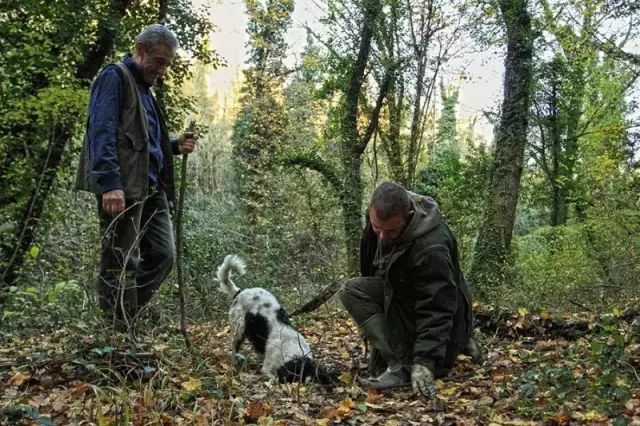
[337,0,382,271]
[468,0,533,296]
[406,0,437,187]
[548,81,567,226]
[339,156,365,274]
[377,0,404,185]
[75,0,133,84]
[282,0,387,281]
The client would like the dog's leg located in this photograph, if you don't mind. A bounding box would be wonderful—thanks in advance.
[229,307,246,365]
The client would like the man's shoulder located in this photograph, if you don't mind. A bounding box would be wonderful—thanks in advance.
[410,223,452,253]
[94,63,124,85]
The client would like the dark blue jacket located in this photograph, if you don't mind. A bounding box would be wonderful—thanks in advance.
[87,54,176,193]
[76,56,179,202]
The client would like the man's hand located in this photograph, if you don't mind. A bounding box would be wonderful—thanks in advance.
[411,364,436,397]
[102,189,125,216]
[178,131,198,154]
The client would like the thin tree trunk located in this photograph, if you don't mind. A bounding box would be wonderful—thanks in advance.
[377,1,405,187]
[469,0,533,296]
[406,0,436,187]
[548,82,567,226]
[339,0,382,272]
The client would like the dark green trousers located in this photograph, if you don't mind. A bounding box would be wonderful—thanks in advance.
[97,189,175,328]
[340,276,454,378]
[340,277,386,326]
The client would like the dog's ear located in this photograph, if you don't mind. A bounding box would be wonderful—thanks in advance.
[276,307,292,326]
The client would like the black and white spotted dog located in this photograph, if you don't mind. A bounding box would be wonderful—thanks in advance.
[216,254,334,386]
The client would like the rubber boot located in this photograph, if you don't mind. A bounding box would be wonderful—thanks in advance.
[462,337,484,364]
[358,314,410,389]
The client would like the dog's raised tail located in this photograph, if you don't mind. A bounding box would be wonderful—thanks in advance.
[217,254,246,297]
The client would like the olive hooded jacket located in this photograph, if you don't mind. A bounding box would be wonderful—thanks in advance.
[361,193,473,376]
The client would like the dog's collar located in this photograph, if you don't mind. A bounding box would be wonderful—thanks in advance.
[232,289,243,300]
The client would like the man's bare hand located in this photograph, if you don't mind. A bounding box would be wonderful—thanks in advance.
[102,189,125,216]
[178,131,198,154]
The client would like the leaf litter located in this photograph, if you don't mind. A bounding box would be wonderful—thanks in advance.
[0,311,639,425]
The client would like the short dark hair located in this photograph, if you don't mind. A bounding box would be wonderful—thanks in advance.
[369,181,411,221]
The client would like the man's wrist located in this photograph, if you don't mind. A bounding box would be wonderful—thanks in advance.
[411,359,435,372]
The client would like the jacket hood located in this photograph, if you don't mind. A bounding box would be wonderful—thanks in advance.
[387,193,442,246]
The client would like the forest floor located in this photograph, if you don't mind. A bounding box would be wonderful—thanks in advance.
[1,310,639,425]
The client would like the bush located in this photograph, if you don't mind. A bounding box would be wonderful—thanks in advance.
[505,207,640,311]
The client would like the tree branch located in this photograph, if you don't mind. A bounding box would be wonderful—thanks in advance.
[358,63,396,154]
[280,154,343,195]
[75,0,133,83]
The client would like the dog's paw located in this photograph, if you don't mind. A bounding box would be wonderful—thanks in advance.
[233,353,246,366]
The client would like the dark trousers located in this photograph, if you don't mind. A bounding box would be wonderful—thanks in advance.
[341,276,461,378]
[341,277,391,375]
[97,189,175,327]
[340,277,386,326]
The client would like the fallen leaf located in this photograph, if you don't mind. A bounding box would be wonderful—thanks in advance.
[337,397,355,416]
[8,371,29,386]
[365,389,382,403]
[338,372,353,384]
[440,385,458,396]
[215,326,230,337]
[245,402,273,421]
[181,377,202,392]
[574,410,607,421]
[323,406,338,420]
[71,382,90,397]
[549,413,571,424]
[365,402,384,409]
[477,395,494,406]
[625,398,640,411]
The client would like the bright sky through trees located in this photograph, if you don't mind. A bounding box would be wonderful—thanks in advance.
[205,0,503,143]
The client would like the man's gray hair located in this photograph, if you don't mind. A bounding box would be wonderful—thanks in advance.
[369,181,412,221]
[135,24,179,52]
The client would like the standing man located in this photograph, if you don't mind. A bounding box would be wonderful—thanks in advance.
[76,24,197,331]
[340,181,480,396]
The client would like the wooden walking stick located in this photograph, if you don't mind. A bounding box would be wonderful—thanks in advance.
[175,120,196,349]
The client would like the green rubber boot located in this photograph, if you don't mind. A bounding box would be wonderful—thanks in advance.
[358,314,411,389]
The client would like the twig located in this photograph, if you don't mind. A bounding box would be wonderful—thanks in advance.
[569,299,594,312]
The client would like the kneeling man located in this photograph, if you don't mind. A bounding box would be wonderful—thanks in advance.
[340,181,480,396]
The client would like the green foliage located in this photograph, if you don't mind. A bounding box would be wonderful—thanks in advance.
[505,204,640,311]
[509,224,601,309]
[232,0,294,228]
[416,144,491,269]
[588,315,634,407]
[516,364,588,418]
[435,83,460,156]
[1,279,86,332]
[512,312,637,418]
